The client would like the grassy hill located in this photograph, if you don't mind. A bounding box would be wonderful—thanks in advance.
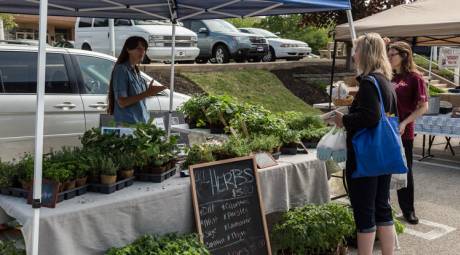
[181,69,320,115]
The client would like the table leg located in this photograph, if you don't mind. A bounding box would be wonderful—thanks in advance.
[445,137,455,156]
[419,135,435,161]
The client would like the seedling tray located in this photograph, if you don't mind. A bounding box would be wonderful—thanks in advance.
[88,177,135,194]
[135,167,176,183]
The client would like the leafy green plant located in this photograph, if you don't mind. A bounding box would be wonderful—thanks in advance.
[0,160,15,188]
[134,122,179,168]
[300,127,330,143]
[429,84,444,97]
[115,153,138,171]
[106,233,209,255]
[281,130,301,146]
[248,134,282,153]
[282,111,326,131]
[183,144,215,169]
[230,104,288,137]
[212,136,251,160]
[43,162,73,183]
[271,203,355,254]
[205,95,241,127]
[17,153,35,183]
[0,240,26,255]
[179,94,212,127]
[99,157,118,176]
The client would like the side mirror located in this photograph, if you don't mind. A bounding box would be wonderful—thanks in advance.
[198,27,209,34]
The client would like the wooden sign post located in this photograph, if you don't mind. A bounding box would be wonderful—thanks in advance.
[189,156,272,255]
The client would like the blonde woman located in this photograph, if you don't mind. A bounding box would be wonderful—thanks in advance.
[334,33,397,255]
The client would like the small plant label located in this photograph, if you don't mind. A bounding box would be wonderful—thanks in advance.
[255,153,278,169]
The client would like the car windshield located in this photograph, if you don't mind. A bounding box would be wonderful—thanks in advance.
[248,28,278,38]
[205,20,239,33]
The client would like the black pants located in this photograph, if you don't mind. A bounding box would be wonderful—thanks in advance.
[346,172,393,233]
[397,139,415,214]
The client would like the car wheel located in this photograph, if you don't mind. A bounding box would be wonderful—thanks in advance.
[263,47,276,62]
[212,45,230,64]
[82,43,92,51]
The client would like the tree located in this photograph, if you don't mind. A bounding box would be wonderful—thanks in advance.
[301,0,417,30]
[228,15,330,54]
[0,14,17,40]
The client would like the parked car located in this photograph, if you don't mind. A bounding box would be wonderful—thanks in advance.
[0,39,50,46]
[239,28,312,62]
[0,44,189,161]
[75,18,200,63]
[182,19,268,64]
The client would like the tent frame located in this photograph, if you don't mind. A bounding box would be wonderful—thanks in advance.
[14,1,358,254]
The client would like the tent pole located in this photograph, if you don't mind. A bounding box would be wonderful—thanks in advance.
[167,21,177,138]
[329,39,338,110]
[109,19,115,57]
[346,10,357,41]
[32,0,48,254]
[428,46,433,82]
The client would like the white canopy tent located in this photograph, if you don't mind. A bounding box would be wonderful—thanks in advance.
[0,1,356,254]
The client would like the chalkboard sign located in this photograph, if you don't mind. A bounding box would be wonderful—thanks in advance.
[27,179,59,208]
[190,156,271,255]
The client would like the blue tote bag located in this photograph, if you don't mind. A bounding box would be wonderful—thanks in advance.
[351,76,408,178]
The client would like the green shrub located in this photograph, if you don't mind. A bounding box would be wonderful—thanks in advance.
[105,233,209,255]
[0,160,15,188]
[272,203,355,254]
[0,240,26,255]
[282,111,325,131]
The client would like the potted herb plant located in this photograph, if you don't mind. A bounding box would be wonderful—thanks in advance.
[179,94,211,129]
[280,130,301,155]
[0,160,15,190]
[115,153,137,179]
[248,134,282,159]
[271,203,355,255]
[17,153,35,190]
[205,95,241,134]
[211,136,251,160]
[183,144,215,170]
[43,162,72,192]
[99,157,118,185]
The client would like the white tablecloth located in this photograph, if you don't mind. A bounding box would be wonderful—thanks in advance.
[0,152,329,255]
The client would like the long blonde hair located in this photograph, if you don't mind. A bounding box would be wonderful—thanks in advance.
[354,33,393,81]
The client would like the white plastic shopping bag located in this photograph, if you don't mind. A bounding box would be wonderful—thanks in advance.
[390,136,408,190]
[317,126,347,163]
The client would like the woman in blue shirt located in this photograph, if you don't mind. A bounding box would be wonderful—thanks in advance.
[108,36,166,124]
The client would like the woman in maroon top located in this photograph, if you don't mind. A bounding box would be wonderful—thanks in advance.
[388,42,428,225]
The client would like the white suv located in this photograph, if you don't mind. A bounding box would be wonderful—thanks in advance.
[75,18,200,63]
[0,44,189,161]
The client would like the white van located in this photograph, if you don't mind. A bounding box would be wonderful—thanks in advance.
[75,18,200,63]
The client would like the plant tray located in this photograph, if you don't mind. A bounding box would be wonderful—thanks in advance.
[281,146,297,155]
[0,187,29,198]
[135,167,177,183]
[88,177,135,194]
[57,185,89,203]
[1,185,89,203]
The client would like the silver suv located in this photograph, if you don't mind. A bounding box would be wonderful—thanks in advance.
[0,45,189,161]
